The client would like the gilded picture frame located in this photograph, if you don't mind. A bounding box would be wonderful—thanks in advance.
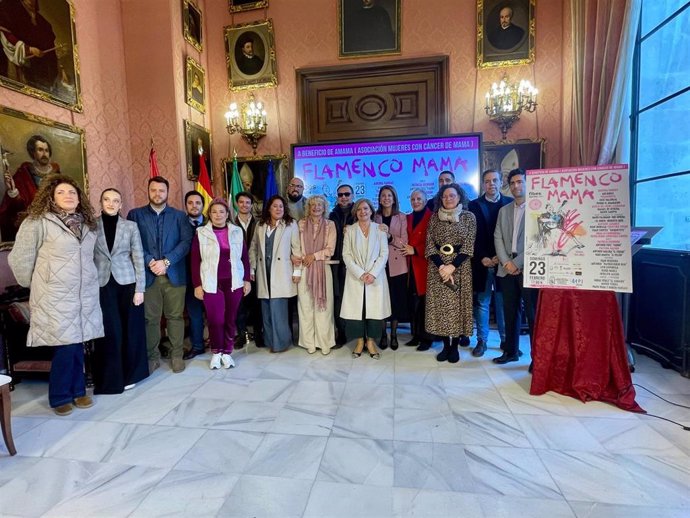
[338,0,401,58]
[0,0,83,111]
[0,105,87,243]
[483,138,545,196]
[222,154,289,217]
[229,0,268,13]
[477,0,535,69]
[184,120,212,181]
[224,19,278,91]
[185,56,205,113]
[182,0,203,52]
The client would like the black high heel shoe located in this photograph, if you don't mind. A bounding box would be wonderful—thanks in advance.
[379,334,389,350]
[352,338,364,359]
[390,335,399,350]
[366,339,381,360]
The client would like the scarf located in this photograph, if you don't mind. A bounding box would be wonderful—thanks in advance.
[51,204,84,240]
[437,206,463,223]
[304,217,327,311]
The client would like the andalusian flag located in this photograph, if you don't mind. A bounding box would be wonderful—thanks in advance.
[229,157,244,215]
[196,149,214,216]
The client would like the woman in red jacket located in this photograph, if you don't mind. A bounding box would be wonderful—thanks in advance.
[402,189,435,351]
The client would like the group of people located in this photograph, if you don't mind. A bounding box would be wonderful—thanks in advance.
[7,165,539,416]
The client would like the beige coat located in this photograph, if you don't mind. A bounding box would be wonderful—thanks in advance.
[249,219,299,299]
[8,213,104,347]
[340,221,391,320]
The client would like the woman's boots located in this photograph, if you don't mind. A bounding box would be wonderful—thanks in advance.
[436,336,460,363]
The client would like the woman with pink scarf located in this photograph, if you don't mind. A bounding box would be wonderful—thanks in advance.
[291,195,337,354]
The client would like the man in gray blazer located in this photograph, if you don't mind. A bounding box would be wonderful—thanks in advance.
[493,168,538,365]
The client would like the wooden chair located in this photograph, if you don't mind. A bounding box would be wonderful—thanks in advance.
[0,374,16,456]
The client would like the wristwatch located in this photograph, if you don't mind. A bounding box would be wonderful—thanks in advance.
[163,258,171,268]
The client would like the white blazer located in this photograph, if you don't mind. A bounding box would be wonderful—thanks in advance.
[249,219,299,299]
[340,221,391,320]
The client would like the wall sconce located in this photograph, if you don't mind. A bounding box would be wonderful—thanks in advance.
[225,93,267,155]
[484,75,538,140]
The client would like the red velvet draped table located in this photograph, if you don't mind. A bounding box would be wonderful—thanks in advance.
[529,289,644,413]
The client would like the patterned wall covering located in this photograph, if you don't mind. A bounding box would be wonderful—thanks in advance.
[0,0,573,211]
[206,0,572,178]
[0,0,135,211]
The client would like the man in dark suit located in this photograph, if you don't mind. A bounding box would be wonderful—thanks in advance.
[328,183,355,346]
[493,168,538,365]
[235,34,264,76]
[234,191,264,348]
[183,190,206,359]
[488,6,526,50]
[468,169,513,357]
[127,176,193,373]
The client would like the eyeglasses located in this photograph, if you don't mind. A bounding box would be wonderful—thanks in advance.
[289,184,304,189]
[337,192,352,197]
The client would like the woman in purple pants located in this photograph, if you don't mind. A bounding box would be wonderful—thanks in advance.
[191,198,251,369]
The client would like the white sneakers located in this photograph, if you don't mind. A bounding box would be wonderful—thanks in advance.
[210,353,235,369]
[221,353,235,369]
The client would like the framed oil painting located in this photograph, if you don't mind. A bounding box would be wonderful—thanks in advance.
[339,0,401,58]
[182,0,203,52]
[224,19,278,91]
[185,57,205,113]
[184,120,212,181]
[222,154,288,218]
[0,0,83,111]
[229,0,268,13]
[0,105,87,243]
[483,138,545,196]
[477,0,535,68]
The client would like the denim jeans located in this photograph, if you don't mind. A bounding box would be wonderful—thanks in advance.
[473,268,506,343]
[49,343,86,408]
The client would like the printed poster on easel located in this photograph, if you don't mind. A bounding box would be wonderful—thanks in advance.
[524,164,632,293]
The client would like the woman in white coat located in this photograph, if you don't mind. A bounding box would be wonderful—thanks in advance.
[291,195,337,355]
[340,198,391,359]
[249,195,299,353]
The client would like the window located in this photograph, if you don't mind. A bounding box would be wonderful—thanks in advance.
[631,1,690,251]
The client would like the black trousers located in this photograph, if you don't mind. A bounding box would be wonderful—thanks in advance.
[92,277,149,394]
[332,264,347,339]
[408,267,435,343]
[498,273,538,357]
[236,279,263,342]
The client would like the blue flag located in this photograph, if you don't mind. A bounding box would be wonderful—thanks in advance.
[264,159,279,205]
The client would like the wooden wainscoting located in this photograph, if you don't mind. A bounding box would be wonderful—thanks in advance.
[296,56,449,142]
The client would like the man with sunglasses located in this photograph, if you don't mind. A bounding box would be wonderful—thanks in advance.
[329,184,356,347]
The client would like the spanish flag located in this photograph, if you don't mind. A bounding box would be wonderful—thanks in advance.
[196,148,214,216]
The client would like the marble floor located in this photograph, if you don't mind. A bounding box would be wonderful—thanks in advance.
[1,333,689,518]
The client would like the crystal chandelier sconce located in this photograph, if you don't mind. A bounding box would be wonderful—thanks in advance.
[225,93,267,155]
[484,76,538,140]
